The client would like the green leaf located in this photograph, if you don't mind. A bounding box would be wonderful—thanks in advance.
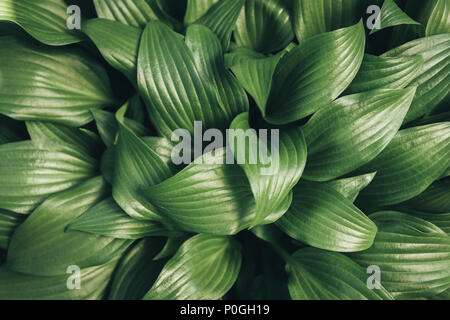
[370,0,420,35]
[137,21,237,137]
[0,139,98,214]
[292,0,368,41]
[356,123,450,207]
[403,211,450,235]
[302,88,416,181]
[194,0,245,49]
[26,121,103,157]
[401,179,450,213]
[112,105,174,222]
[143,234,242,300]
[100,146,115,184]
[6,177,132,276]
[144,148,256,235]
[350,211,450,298]
[67,197,177,239]
[425,0,450,36]
[382,34,450,123]
[225,47,285,112]
[230,113,307,225]
[108,238,166,300]
[264,21,365,124]
[346,54,424,94]
[0,0,82,45]
[277,181,377,252]
[184,0,218,24]
[93,0,178,29]
[82,18,141,82]
[286,247,393,300]
[0,209,25,250]
[0,37,115,126]
[234,0,294,53]
[325,172,377,202]
[0,257,120,300]
[153,236,189,261]
[185,24,249,120]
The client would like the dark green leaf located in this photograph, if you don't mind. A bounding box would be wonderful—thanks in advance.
[325,172,377,202]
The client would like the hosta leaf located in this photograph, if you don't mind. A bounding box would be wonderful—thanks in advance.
[109,238,166,300]
[143,234,242,300]
[144,148,256,235]
[346,54,424,94]
[325,172,377,202]
[382,34,450,123]
[0,0,82,45]
[185,24,248,119]
[230,113,307,225]
[406,211,450,235]
[6,177,132,276]
[0,209,24,250]
[302,88,415,181]
[277,181,377,252]
[286,247,393,300]
[234,0,294,53]
[113,105,173,222]
[225,47,284,112]
[138,21,231,137]
[26,121,102,157]
[184,0,219,24]
[0,139,98,214]
[67,197,176,239]
[0,37,115,126]
[93,0,178,29]
[370,0,420,35]
[153,236,190,261]
[194,0,245,49]
[401,179,450,213]
[356,123,450,207]
[425,0,450,36]
[264,21,365,124]
[0,257,119,300]
[350,211,450,298]
[292,0,367,41]
[100,146,115,184]
[83,19,141,82]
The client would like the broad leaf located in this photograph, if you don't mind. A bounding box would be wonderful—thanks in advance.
[292,0,368,41]
[143,234,242,300]
[230,113,307,225]
[0,37,115,126]
[0,0,82,45]
[325,172,377,202]
[356,123,450,207]
[425,0,450,36]
[407,211,450,235]
[302,88,415,181]
[67,197,177,239]
[234,0,294,53]
[0,209,24,250]
[0,139,98,214]
[6,177,132,276]
[109,238,166,300]
[83,19,141,82]
[184,0,219,24]
[401,179,450,213]
[370,0,420,35]
[0,257,120,300]
[350,211,450,298]
[277,181,377,252]
[264,21,365,124]
[286,247,393,300]
[346,54,424,94]
[382,34,450,123]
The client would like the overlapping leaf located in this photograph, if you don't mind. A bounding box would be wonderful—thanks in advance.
[286,247,393,300]
[143,234,242,300]
[184,0,218,24]
[370,0,420,35]
[401,179,450,213]
[0,0,82,45]
[6,177,132,276]
[0,209,24,250]
[325,172,377,202]
[233,0,294,53]
[425,0,450,36]
[302,88,415,181]
[0,37,115,126]
[277,181,377,252]
[356,123,450,207]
